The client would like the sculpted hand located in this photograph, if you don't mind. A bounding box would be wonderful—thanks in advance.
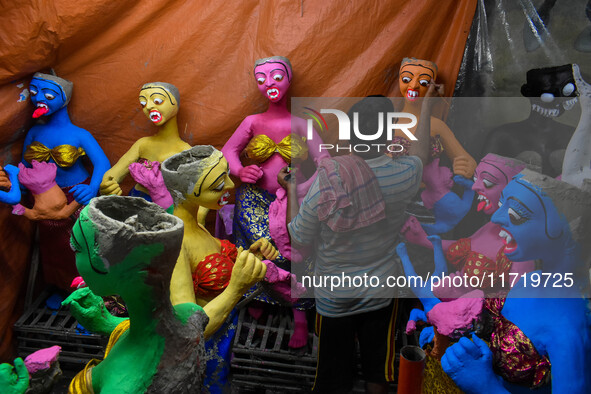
[401,216,430,248]
[453,174,474,190]
[128,161,173,208]
[249,238,280,261]
[453,156,477,179]
[442,335,506,394]
[228,248,267,294]
[100,176,122,196]
[0,165,21,205]
[0,358,29,394]
[0,165,14,189]
[239,165,263,184]
[71,183,97,205]
[62,287,123,335]
[419,326,435,347]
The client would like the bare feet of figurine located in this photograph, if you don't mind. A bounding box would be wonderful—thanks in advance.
[288,308,308,349]
[248,301,265,321]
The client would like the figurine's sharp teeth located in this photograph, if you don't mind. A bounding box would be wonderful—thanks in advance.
[499,230,507,238]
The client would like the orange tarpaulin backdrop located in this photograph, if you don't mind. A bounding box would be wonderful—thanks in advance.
[0,0,476,361]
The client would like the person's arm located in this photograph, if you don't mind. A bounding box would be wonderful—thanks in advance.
[221,116,262,183]
[295,121,330,196]
[433,120,477,178]
[202,248,266,338]
[407,83,440,167]
[100,139,142,196]
[62,287,126,336]
[281,170,321,248]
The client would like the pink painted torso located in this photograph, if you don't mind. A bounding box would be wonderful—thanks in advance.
[223,109,327,196]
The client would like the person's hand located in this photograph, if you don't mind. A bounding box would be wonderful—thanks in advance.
[442,335,505,394]
[228,248,267,294]
[453,156,477,179]
[100,176,122,196]
[401,216,430,247]
[0,358,29,394]
[70,184,97,205]
[239,165,263,184]
[249,238,280,261]
[421,82,444,114]
[62,287,122,335]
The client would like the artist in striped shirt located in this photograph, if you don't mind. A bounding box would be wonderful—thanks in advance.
[279,88,437,393]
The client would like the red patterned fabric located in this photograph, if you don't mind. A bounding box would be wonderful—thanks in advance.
[192,239,236,298]
[485,298,551,388]
[445,238,512,290]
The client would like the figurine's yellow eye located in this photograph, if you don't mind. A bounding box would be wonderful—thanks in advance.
[419,79,429,87]
[257,77,265,85]
[44,93,55,100]
[153,98,163,105]
[30,89,38,96]
[401,76,411,83]
[273,74,283,82]
[140,100,147,107]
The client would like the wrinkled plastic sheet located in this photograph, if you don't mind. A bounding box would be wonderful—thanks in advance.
[450,0,591,156]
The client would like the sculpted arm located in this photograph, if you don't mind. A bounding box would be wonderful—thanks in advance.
[100,140,142,196]
[169,243,198,305]
[72,129,111,204]
[202,249,266,338]
[295,122,329,195]
[222,117,261,183]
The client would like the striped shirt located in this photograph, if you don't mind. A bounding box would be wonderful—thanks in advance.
[288,154,422,317]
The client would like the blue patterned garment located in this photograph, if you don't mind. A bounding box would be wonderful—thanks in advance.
[202,309,238,394]
[233,183,314,309]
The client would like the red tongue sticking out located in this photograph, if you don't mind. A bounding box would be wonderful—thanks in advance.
[477,200,487,212]
[32,107,49,118]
